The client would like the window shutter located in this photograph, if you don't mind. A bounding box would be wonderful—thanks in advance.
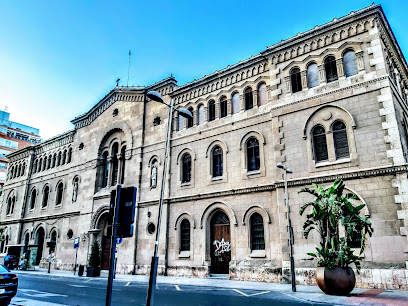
[312,126,328,162]
[333,122,350,159]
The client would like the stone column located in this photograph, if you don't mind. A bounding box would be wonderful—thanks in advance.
[284,76,291,93]
[301,71,308,90]
[253,90,258,108]
[356,51,365,72]
[336,58,345,78]
[117,153,123,184]
[240,94,245,111]
[227,99,232,115]
[318,64,326,84]
[193,109,198,127]
[204,107,208,122]
[215,101,219,119]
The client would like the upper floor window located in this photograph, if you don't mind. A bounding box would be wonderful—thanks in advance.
[57,152,62,166]
[208,100,216,121]
[6,195,15,215]
[67,148,72,163]
[52,154,56,168]
[212,146,223,178]
[181,153,191,183]
[312,125,328,162]
[72,177,79,202]
[307,63,320,88]
[33,160,38,174]
[220,97,227,118]
[178,113,185,131]
[244,87,253,110]
[42,186,49,208]
[120,146,126,184]
[246,137,260,172]
[56,182,63,205]
[324,56,338,83]
[111,143,119,186]
[290,67,302,93]
[180,219,190,252]
[30,189,36,210]
[102,152,109,188]
[257,83,267,106]
[250,213,265,250]
[198,105,205,125]
[187,107,194,128]
[343,50,358,77]
[332,121,350,159]
[151,159,158,188]
[62,150,67,165]
[232,92,240,114]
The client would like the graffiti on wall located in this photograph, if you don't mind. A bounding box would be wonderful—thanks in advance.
[213,238,231,256]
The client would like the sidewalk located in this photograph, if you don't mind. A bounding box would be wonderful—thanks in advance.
[14,268,408,305]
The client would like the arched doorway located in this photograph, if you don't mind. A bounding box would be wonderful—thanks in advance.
[210,210,231,274]
[97,213,112,270]
[35,227,45,265]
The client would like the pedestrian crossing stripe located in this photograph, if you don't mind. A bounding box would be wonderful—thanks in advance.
[232,289,271,297]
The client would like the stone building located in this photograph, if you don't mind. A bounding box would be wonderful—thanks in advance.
[3,4,408,288]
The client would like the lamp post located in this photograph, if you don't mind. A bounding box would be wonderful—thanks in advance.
[277,162,296,292]
[146,91,192,306]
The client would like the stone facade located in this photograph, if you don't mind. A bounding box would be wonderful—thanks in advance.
[3,4,408,289]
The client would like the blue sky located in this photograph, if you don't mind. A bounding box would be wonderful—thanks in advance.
[0,0,407,140]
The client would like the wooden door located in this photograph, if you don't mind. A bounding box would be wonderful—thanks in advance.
[210,211,231,274]
[101,236,111,270]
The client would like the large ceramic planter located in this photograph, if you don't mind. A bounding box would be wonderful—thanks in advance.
[315,267,356,295]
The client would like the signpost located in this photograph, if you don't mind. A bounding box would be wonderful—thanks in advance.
[74,237,80,275]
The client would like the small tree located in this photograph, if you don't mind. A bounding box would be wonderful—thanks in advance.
[88,240,101,268]
[299,179,373,272]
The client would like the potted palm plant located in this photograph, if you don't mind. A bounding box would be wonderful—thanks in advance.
[87,240,101,277]
[299,179,373,295]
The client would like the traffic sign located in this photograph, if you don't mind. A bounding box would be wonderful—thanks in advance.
[116,238,122,245]
[74,237,80,249]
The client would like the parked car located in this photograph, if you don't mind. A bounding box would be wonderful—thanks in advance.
[0,264,18,305]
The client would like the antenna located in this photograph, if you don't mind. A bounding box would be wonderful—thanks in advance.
[127,50,131,87]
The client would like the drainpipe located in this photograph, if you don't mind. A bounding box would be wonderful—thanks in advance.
[17,148,35,244]
[132,89,147,274]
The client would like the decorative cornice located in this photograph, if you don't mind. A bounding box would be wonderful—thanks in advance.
[3,211,81,225]
[34,130,76,154]
[139,164,407,206]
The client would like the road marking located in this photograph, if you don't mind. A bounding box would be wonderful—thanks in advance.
[125,281,131,286]
[232,289,271,297]
[85,278,93,283]
[19,288,68,298]
[175,285,181,291]
[69,284,89,288]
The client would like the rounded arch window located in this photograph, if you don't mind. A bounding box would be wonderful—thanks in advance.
[332,121,350,159]
[343,50,358,77]
[220,97,227,118]
[147,223,156,235]
[67,229,74,239]
[208,100,216,121]
[111,143,119,186]
[312,125,328,162]
[197,105,205,125]
[187,107,194,128]
[42,185,50,208]
[290,67,302,93]
[56,183,64,205]
[307,63,320,88]
[232,92,240,114]
[30,189,36,210]
[257,83,267,106]
[181,153,192,183]
[212,146,223,178]
[244,87,253,110]
[324,56,338,83]
[180,219,190,252]
[151,159,158,188]
[246,137,260,172]
[250,212,265,250]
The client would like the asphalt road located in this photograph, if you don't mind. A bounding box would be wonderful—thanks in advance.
[11,273,323,306]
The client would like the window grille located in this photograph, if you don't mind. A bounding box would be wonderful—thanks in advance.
[332,121,350,159]
[250,213,265,250]
[312,126,328,162]
[180,219,190,251]
[324,56,338,82]
[290,68,302,93]
[181,154,191,183]
[212,146,223,177]
[246,138,260,172]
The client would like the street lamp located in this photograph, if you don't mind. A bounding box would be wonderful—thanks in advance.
[146,91,192,306]
[277,162,296,292]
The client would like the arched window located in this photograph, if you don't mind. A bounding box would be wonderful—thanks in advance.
[56,182,63,205]
[120,146,126,184]
[42,157,47,171]
[180,219,190,252]
[62,150,67,165]
[72,177,79,202]
[312,125,328,162]
[232,92,240,114]
[22,163,26,176]
[257,83,267,106]
[244,87,253,110]
[42,186,49,208]
[212,146,223,178]
[332,121,350,159]
[102,152,109,188]
[151,159,158,188]
[324,56,338,83]
[220,97,227,118]
[47,155,52,169]
[38,158,43,172]
[343,50,358,77]
[250,213,265,250]
[187,107,194,128]
[198,105,205,125]
[67,148,72,163]
[24,233,30,246]
[111,143,119,186]
[178,113,185,131]
[6,196,14,215]
[30,189,36,210]
[246,137,260,172]
[50,231,57,253]
[208,100,216,121]
[57,152,62,166]
[52,154,56,168]
[33,160,38,174]
[307,63,320,88]
[290,67,302,93]
[181,153,191,183]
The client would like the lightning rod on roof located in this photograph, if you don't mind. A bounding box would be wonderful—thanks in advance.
[127,50,131,87]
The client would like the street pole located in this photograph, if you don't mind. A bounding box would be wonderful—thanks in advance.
[106,185,121,306]
[146,99,174,306]
[284,169,296,292]
[74,248,78,275]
